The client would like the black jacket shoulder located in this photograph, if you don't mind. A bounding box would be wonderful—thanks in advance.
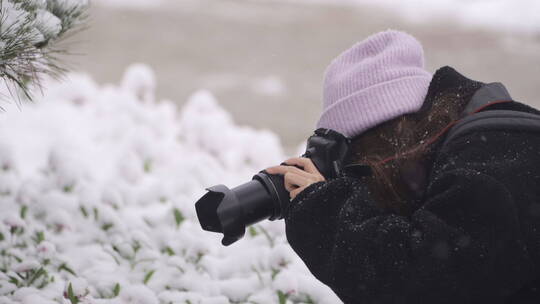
[284,68,540,304]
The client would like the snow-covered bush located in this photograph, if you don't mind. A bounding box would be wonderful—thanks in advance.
[0,64,341,303]
[0,0,88,100]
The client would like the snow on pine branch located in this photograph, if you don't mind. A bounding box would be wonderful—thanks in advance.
[0,0,88,101]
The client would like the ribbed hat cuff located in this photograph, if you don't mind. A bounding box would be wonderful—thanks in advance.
[316,75,432,138]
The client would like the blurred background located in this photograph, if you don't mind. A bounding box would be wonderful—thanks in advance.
[67,0,540,150]
[1,2,539,302]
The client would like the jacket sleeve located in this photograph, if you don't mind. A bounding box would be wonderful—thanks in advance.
[284,169,534,303]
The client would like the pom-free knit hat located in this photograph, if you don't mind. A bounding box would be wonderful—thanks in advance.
[316,30,433,138]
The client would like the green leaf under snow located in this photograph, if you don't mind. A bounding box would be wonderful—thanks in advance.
[132,241,141,254]
[27,268,47,286]
[63,184,74,193]
[304,294,316,304]
[34,231,45,244]
[113,283,121,297]
[58,263,76,276]
[271,268,280,280]
[8,276,19,287]
[258,225,275,247]
[143,270,155,285]
[164,246,175,256]
[80,206,88,218]
[249,226,258,237]
[277,290,288,304]
[67,283,79,304]
[173,208,185,228]
[93,207,99,221]
[101,223,114,231]
[20,205,28,219]
[144,159,152,173]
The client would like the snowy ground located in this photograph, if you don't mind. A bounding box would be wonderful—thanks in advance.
[260,0,540,33]
[93,0,540,33]
[0,65,340,303]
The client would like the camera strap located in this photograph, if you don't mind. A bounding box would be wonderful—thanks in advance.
[441,82,540,148]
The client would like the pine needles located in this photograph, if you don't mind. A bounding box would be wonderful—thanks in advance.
[0,0,89,102]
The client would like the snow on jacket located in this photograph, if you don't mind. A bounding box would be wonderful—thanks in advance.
[284,67,540,304]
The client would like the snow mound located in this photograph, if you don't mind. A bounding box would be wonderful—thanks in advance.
[0,64,341,303]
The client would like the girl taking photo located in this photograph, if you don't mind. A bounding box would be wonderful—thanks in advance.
[266,30,540,304]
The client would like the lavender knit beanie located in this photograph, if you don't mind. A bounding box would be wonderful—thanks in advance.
[317,30,433,138]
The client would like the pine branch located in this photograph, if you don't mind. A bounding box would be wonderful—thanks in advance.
[0,0,89,103]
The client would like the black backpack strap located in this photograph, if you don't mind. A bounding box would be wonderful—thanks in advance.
[441,81,540,147]
[443,110,540,148]
[461,82,513,117]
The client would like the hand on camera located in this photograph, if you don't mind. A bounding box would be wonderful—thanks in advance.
[266,157,325,200]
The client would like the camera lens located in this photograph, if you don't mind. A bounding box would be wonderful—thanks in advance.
[195,172,289,246]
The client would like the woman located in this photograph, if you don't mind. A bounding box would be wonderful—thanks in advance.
[266,30,540,304]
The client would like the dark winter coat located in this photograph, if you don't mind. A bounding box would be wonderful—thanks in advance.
[284,67,540,304]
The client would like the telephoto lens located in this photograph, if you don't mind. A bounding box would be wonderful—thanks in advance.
[195,172,289,246]
[195,128,351,246]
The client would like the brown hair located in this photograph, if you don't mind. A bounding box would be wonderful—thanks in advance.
[346,93,468,215]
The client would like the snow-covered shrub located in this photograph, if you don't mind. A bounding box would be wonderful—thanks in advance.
[0,64,341,303]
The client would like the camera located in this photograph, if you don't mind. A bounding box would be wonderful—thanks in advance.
[194,128,352,246]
